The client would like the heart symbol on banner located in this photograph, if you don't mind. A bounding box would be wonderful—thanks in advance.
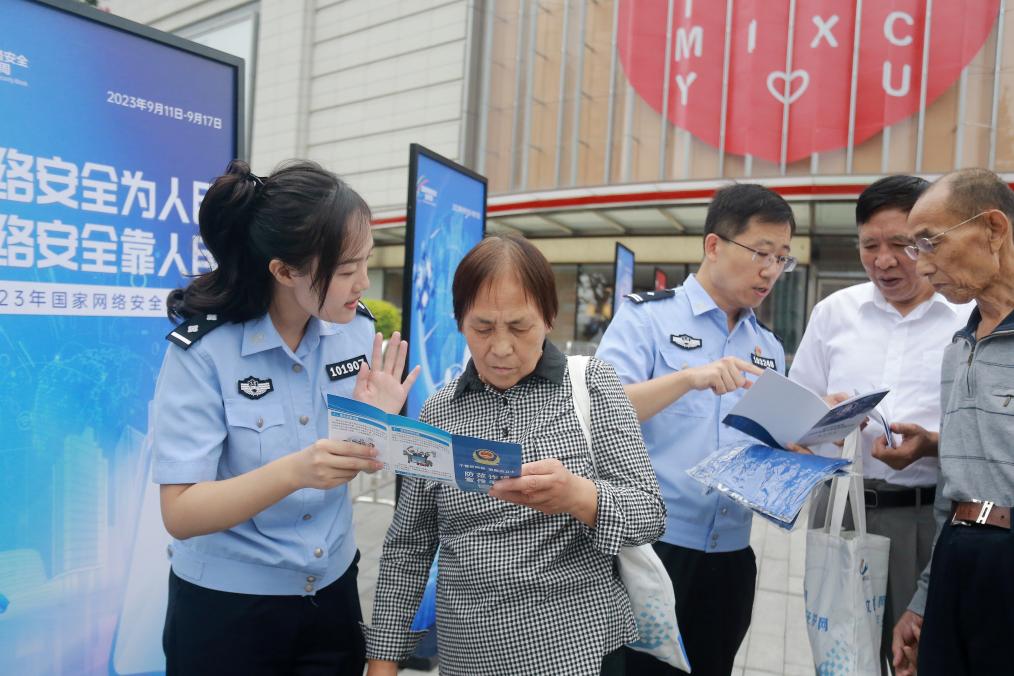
[766,70,810,105]
[617,0,1001,163]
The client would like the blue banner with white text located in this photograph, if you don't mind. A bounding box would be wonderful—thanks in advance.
[0,2,239,673]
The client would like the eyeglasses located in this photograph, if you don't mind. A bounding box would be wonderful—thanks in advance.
[716,234,797,272]
[903,211,989,261]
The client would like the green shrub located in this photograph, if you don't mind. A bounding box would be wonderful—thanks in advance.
[362,298,402,338]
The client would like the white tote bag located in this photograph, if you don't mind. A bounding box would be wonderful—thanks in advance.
[567,356,691,672]
[804,429,890,676]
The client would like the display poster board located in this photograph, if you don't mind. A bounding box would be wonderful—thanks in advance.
[402,144,487,419]
[612,242,635,318]
[0,1,242,673]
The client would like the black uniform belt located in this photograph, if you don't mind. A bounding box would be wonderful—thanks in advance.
[863,484,935,509]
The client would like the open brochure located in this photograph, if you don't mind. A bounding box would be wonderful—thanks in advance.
[326,395,522,492]
[722,369,890,449]
[687,444,852,530]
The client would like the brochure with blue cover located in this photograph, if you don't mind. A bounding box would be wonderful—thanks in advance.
[687,444,852,530]
[722,369,890,449]
[326,395,522,492]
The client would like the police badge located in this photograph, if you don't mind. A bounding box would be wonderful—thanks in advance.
[238,376,273,400]
[670,334,703,350]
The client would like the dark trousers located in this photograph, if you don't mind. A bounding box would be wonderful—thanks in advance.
[624,541,757,676]
[163,555,365,676]
[600,646,626,676]
[918,521,1014,676]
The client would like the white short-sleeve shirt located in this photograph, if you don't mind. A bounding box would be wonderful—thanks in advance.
[789,282,972,487]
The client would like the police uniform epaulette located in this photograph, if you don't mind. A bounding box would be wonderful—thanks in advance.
[356,301,375,321]
[166,313,224,349]
[756,318,784,345]
[625,289,676,304]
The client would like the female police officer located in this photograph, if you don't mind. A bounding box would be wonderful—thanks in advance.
[150,159,418,675]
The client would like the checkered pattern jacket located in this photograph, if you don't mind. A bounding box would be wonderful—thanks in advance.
[364,342,665,675]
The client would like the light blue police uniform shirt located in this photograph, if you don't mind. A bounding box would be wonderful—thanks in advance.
[596,274,785,553]
[150,310,376,595]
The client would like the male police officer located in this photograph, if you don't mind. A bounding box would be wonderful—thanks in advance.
[597,183,796,675]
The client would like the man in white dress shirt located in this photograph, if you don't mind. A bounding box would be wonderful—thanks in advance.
[789,175,971,674]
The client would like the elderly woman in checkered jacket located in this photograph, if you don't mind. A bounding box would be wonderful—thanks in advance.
[365,234,666,676]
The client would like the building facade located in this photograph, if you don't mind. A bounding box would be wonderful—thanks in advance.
[103,0,1014,353]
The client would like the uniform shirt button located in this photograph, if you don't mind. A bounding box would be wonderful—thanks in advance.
[302,514,312,521]
[313,547,323,558]
[256,417,264,428]
[307,575,316,583]
[304,583,314,593]
[720,507,728,516]
[299,415,310,425]
[501,397,508,406]
[292,363,303,373]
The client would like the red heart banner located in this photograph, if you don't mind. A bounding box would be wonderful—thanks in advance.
[617,0,1001,164]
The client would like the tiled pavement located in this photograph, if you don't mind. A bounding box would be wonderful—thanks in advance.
[351,473,815,675]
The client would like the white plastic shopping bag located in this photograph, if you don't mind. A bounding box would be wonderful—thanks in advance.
[804,429,890,675]
[567,356,691,672]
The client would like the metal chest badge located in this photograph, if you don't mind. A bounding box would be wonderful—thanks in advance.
[238,376,273,400]
[671,334,703,350]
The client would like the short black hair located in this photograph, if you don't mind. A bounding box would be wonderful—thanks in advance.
[704,183,795,239]
[855,175,929,225]
[941,167,1014,225]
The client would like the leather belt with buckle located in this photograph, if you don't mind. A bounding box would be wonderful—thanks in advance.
[864,485,936,509]
[951,500,1012,529]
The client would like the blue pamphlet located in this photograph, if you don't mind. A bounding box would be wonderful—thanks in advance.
[687,444,852,530]
[722,369,889,449]
[326,395,522,492]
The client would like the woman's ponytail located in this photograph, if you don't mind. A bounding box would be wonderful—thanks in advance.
[167,159,370,323]
[168,159,268,321]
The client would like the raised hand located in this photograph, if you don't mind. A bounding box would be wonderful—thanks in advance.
[353,331,421,414]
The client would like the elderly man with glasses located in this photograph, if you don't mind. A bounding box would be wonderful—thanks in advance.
[874,168,1014,676]
[597,183,797,676]
[789,175,971,676]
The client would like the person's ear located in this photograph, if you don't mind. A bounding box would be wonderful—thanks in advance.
[703,233,722,261]
[268,259,298,288]
[984,209,1010,254]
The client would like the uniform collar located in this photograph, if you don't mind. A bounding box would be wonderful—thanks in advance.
[453,339,567,399]
[683,273,758,329]
[683,274,718,317]
[241,313,342,357]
